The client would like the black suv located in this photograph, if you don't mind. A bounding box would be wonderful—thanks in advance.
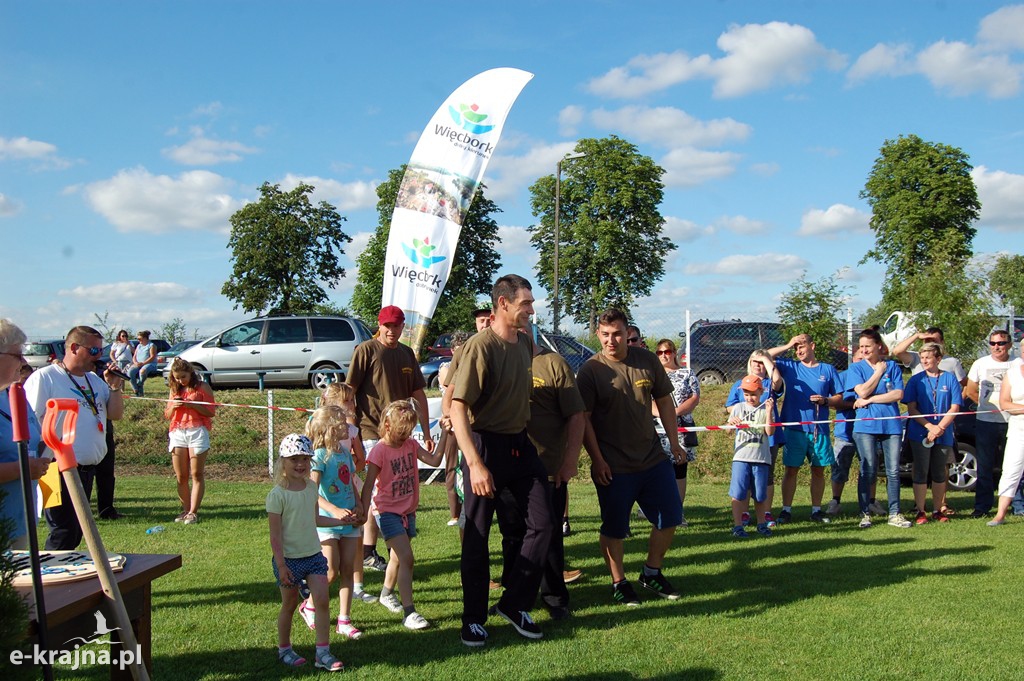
[681,320,849,386]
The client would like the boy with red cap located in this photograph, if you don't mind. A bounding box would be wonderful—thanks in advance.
[727,375,776,538]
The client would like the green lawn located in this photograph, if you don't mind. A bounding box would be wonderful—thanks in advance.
[31,476,1021,680]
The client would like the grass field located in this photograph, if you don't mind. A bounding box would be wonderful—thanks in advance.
[28,475,1023,681]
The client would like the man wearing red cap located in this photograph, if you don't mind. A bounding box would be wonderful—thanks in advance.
[347,305,433,572]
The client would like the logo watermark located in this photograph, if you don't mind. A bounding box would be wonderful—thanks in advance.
[9,609,142,672]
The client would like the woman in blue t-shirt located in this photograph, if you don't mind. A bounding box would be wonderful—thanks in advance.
[846,328,907,528]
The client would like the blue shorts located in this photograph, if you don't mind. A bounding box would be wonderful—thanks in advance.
[595,458,682,539]
[729,461,770,503]
[375,511,417,541]
[272,552,327,588]
[782,429,835,468]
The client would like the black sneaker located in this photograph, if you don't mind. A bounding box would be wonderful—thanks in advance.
[363,551,387,572]
[493,605,543,639]
[562,517,571,537]
[461,622,488,647]
[638,570,681,600]
[98,507,123,520]
[612,580,641,607]
[970,509,989,519]
[776,509,792,524]
[809,510,831,524]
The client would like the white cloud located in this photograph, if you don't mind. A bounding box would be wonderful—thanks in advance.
[279,174,379,212]
[81,167,241,234]
[660,147,741,187]
[847,43,915,83]
[715,215,767,235]
[798,203,870,237]
[0,193,21,217]
[497,224,533,256]
[0,135,71,169]
[973,165,1024,231]
[978,4,1024,50]
[58,281,204,303]
[163,132,258,165]
[558,105,585,137]
[585,22,843,99]
[916,40,1020,98]
[663,216,713,243]
[191,101,224,118]
[587,51,713,98]
[750,162,780,177]
[685,253,810,282]
[486,141,578,200]
[590,106,751,148]
[709,22,846,98]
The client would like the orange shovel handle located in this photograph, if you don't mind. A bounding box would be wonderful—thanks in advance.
[42,398,79,472]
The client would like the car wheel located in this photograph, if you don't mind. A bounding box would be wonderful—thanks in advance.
[947,442,979,493]
[310,363,342,391]
[697,369,725,386]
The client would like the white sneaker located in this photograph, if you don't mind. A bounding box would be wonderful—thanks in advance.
[825,499,841,516]
[403,611,430,630]
[379,592,403,613]
[868,501,886,516]
[859,513,873,529]
[353,590,378,604]
[887,513,912,529]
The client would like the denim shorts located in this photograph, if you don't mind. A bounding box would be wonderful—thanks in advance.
[782,429,835,467]
[272,552,327,587]
[595,458,682,539]
[375,511,417,541]
[729,461,770,503]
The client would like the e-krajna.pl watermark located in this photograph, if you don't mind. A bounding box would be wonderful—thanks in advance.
[10,644,143,671]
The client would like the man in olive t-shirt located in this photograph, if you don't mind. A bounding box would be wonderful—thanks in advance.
[577,308,684,606]
[450,274,553,647]
[347,305,432,571]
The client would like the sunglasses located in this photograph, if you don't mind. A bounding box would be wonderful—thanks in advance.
[989,340,1010,347]
[1,351,25,361]
[656,350,674,356]
[628,337,641,344]
[76,344,103,357]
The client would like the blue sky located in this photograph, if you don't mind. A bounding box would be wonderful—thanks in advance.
[3,1,1023,342]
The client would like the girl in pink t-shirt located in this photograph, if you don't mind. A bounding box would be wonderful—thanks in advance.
[360,400,442,630]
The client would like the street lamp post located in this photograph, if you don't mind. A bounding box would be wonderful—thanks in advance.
[553,152,585,335]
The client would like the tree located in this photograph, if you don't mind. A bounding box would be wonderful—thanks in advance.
[349,166,501,341]
[159,317,187,344]
[989,253,1024,314]
[222,182,350,315]
[528,136,673,335]
[776,271,849,358]
[859,134,981,309]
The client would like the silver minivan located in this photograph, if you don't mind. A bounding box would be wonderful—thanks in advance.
[173,316,373,389]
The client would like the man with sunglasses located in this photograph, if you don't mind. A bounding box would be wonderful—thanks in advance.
[24,325,125,549]
[965,329,1019,518]
[627,325,644,348]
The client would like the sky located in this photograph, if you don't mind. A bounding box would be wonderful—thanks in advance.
[3,1,1023,343]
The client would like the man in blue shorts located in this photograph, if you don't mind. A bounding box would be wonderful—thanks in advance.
[577,308,685,606]
[767,333,843,524]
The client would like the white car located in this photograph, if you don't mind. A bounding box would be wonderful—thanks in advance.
[173,315,373,389]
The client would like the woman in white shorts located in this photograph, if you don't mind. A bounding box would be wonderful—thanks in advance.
[164,357,216,524]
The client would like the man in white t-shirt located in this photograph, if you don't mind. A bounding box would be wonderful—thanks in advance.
[892,327,967,386]
[965,329,1020,517]
[24,325,126,549]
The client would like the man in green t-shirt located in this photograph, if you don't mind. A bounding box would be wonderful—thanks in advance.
[450,274,553,647]
[577,308,685,607]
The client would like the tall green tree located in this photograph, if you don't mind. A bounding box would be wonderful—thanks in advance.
[859,134,981,309]
[776,271,849,358]
[989,253,1024,314]
[349,166,501,339]
[222,182,350,315]
[528,136,672,335]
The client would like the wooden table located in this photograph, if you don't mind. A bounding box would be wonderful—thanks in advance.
[18,553,182,679]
